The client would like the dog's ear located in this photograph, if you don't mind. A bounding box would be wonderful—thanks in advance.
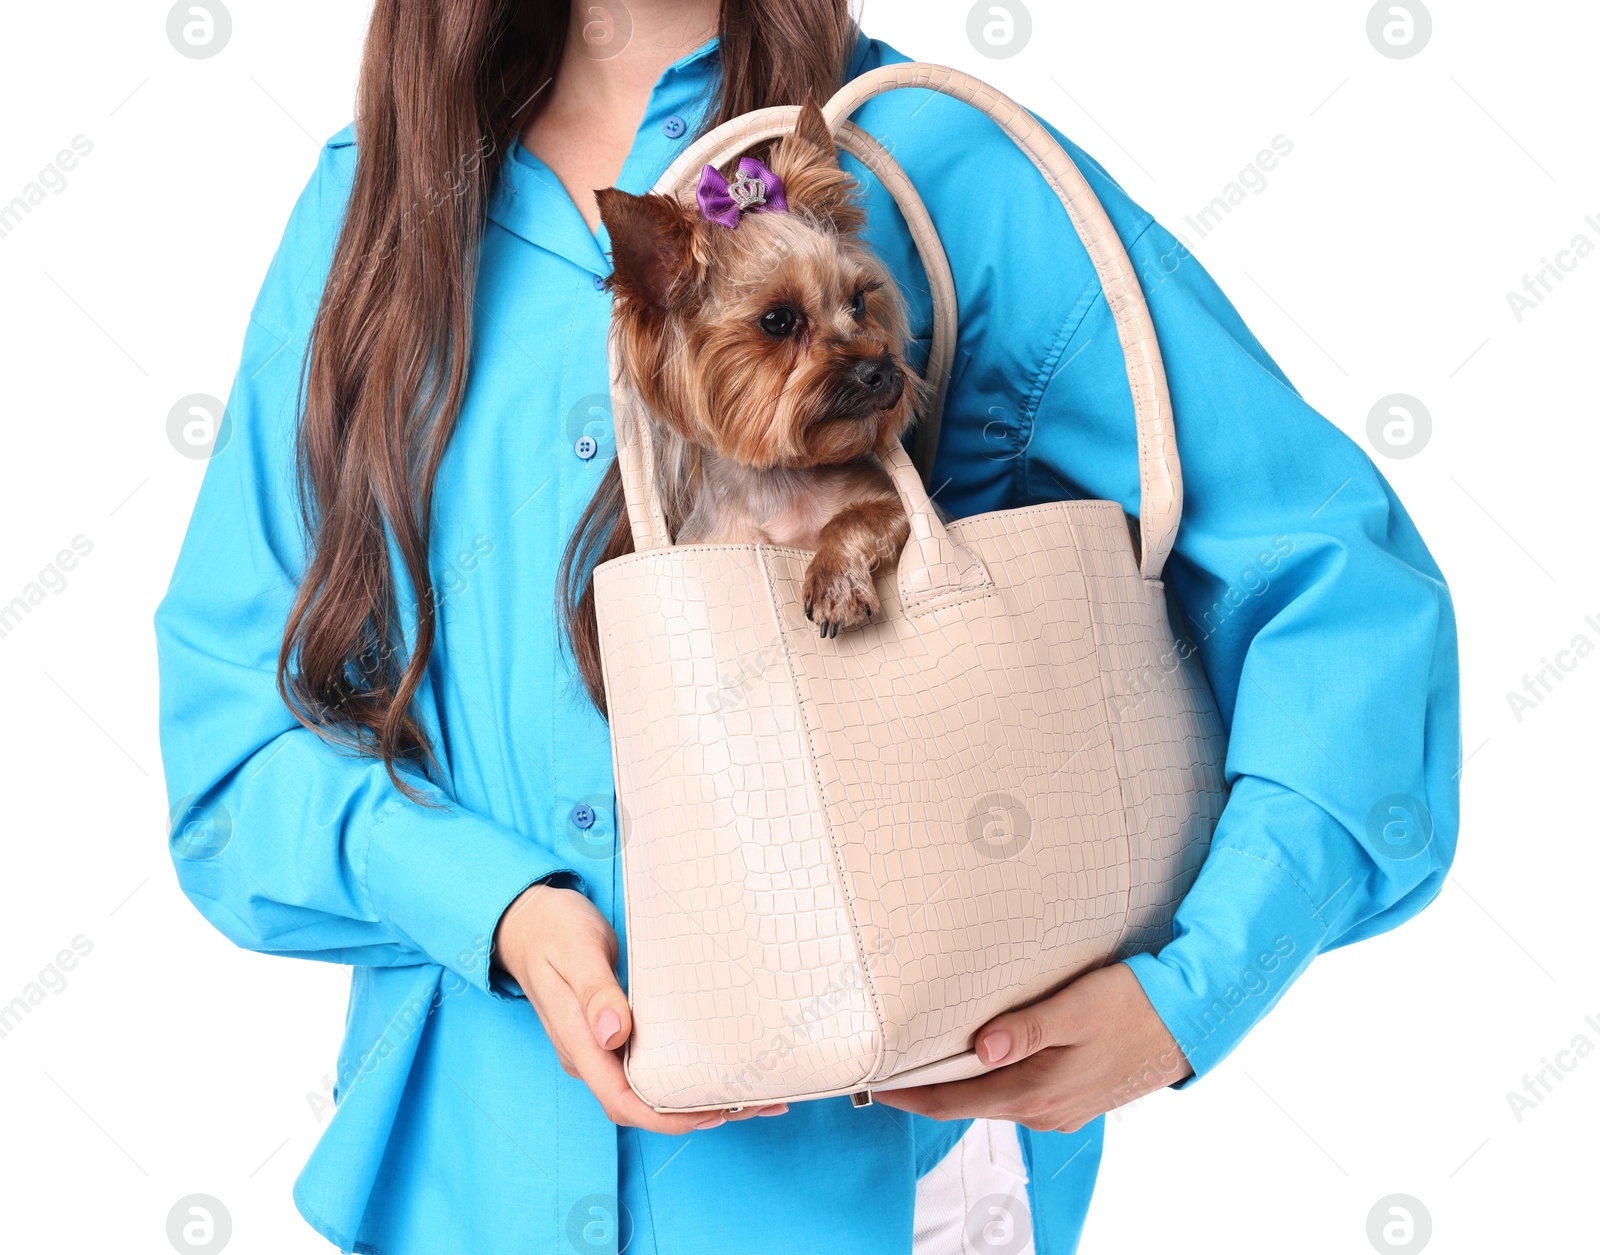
[789,94,838,160]
[597,188,700,309]
[769,96,865,235]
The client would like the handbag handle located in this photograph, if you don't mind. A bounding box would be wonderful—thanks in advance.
[612,62,1181,585]
[826,63,1182,580]
[611,113,947,553]
[654,117,961,479]
[615,113,989,610]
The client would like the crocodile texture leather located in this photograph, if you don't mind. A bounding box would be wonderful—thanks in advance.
[594,64,1227,1112]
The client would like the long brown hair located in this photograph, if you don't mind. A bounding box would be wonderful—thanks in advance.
[280,0,860,787]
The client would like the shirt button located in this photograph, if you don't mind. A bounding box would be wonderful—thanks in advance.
[570,804,596,830]
[592,273,607,291]
[575,435,598,461]
[662,115,687,139]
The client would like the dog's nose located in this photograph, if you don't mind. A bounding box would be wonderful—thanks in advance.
[851,356,903,404]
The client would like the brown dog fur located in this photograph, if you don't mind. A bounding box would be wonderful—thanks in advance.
[595,99,926,637]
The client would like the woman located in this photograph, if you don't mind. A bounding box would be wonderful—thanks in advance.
[155,1,1459,1252]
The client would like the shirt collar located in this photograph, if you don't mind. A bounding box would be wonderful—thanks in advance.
[486,29,875,275]
[488,36,724,275]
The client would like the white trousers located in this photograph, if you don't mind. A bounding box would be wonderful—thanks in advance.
[911,1118,1035,1255]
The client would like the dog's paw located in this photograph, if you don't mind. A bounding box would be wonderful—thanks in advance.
[802,557,880,638]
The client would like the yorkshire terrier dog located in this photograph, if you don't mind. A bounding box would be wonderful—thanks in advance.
[560,99,926,713]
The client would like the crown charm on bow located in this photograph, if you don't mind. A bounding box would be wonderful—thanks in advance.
[697,157,788,229]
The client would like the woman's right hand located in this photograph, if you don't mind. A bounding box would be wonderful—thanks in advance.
[493,882,788,1134]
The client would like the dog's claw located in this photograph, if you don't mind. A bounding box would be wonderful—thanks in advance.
[803,558,880,639]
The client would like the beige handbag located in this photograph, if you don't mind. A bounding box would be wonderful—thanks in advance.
[593,63,1227,1112]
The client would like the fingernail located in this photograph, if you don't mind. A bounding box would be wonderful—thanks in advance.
[694,1115,726,1130]
[981,1030,1011,1065]
[596,1008,622,1049]
[755,1104,788,1116]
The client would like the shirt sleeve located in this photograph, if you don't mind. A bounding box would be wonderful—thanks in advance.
[154,138,577,997]
[1025,214,1461,1082]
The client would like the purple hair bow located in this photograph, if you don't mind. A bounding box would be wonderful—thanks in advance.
[696,157,788,229]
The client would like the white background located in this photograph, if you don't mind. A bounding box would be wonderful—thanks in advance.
[1,1,1595,1251]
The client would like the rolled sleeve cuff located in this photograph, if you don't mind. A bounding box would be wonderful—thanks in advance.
[363,798,578,999]
[1123,846,1332,1085]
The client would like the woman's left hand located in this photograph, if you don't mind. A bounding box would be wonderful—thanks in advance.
[874,962,1192,1131]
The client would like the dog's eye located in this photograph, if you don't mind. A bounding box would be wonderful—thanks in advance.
[850,288,867,320]
[759,306,799,338]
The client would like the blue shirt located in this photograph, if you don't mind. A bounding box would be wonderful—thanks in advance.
[155,32,1459,1255]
